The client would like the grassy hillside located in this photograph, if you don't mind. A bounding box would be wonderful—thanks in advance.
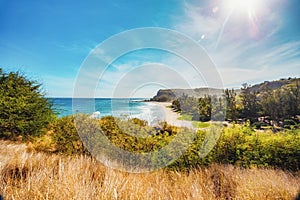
[0,140,299,200]
[249,77,300,92]
[151,88,224,102]
[150,77,300,102]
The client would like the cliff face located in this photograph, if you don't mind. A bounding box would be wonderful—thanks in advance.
[151,88,224,102]
[151,89,177,102]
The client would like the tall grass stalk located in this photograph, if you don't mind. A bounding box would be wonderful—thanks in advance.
[0,140,299,200]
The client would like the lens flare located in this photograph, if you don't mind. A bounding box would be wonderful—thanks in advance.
[215,0,265,48]
[225,0,265,25]
[226,0,263,13]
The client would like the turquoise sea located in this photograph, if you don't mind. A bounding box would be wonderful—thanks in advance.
[51,98,165,125]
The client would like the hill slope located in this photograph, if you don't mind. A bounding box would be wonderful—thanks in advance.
[151,88,224,102]
[151,78,300,102]
[248,77,300,92]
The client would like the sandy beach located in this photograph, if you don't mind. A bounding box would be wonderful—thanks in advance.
[152,102,194,129]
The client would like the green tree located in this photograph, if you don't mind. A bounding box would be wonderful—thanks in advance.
[198,95,212,121]
[171,99,181,112]
[224,89,238,122]
[285,81,300,118]
[211,96,226,121]
[261,85,300,126]
[240,84,261,120]
[175,94,198,117]
[0,69,55,140]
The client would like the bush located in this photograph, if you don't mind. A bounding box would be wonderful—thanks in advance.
[32,115,90,155]
[0,69,55,141]
[283,119,298,129]
[130,118,148,127]
[251,122,267,129]
[32,114,300,171]
[51,116,88,155]
[170,125,300,171]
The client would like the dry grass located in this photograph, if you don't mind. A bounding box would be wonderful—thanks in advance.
[0,140,299,200]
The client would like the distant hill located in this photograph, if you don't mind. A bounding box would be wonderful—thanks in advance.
[248,77,300,93]
[150,88,224,102]
[150,77,300,102]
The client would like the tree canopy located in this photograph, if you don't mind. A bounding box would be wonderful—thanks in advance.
[0,68,55,140]
[171,78,300,128]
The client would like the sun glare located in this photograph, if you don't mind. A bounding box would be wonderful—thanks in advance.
[225,0,263,15]
[216,0,266,46]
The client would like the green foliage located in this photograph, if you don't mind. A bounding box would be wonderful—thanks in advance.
[51,116,88,155]
[176,94,199,117]
[171,99,181,111]
[261,83,300,124]
[0,69,55,140]
[171,80,300,128]
[192,121,210,128]
[172,95,226,122]
[283,119,299,129]
[224,89,238,121]
[240,84,261,120]
[97,116,178,153]
[176,114,210,128]
[33,115,300,171]
[130,117,148,127]
[198,95,212,121]
[171,125,300,171]
[177,114,193,121]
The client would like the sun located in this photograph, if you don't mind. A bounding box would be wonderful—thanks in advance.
[225,0,263,16]
[215,0,266,46]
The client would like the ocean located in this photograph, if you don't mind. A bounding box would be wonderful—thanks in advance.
[51,98,165,125]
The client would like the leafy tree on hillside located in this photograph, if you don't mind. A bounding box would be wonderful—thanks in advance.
[171,99,181,112]
[286,81,300,117]
[224,89,238,122]
[198,95,211,121]
[211,96,226,121]
[261,84,300,125]
[261,89,283,123]
[169,79,299,127]
[0,69,55,140]
[240,84,261,120]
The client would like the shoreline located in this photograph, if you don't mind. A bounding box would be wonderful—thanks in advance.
[151,102,194,129]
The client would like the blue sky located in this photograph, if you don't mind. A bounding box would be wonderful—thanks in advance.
[0,0,299,97]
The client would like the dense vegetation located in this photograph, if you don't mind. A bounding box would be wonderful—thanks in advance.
[0,69,55,140]
[172,79,300,129]
[0,69,299,172]
[32,115,300,171]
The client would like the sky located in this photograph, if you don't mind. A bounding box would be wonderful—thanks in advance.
[0,0,299,97]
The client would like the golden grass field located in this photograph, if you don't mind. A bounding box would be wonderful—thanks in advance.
[0,140,299,200]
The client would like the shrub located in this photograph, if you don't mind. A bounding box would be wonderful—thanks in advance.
[170,125,300,171]
[32,114,300,171]
[0,69,55,141]
[130,118,148,127]
[283,119,298,129]
[51,116,89,155]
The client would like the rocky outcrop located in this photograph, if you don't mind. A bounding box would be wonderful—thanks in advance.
[151,88,224,102]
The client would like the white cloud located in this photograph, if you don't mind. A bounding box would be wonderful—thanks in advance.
[65,3,300,98]
[172,0,299,88]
